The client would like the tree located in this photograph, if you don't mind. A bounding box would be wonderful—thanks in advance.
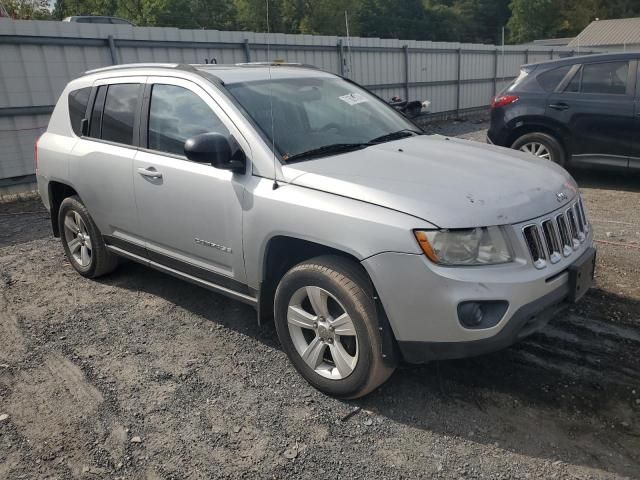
[234,0,286,32]
[3,0,51,19]
[555,0,598,37]
[454,0,511,44]
[356,0,464,41]
[52,0,118,18]
[506,0,560,43]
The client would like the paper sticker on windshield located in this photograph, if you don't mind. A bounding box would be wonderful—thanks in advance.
[339,93,368,106]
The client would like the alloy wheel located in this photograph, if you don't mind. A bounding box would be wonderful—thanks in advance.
[63,211,92,267]
[287,286,359,380]
[519,141,551,160]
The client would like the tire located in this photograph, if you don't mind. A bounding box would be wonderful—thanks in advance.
[58,195,118,278]
[274,255,395,399]
[511,132,566,165]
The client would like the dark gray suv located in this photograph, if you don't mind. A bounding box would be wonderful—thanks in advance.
[488,52,639,170]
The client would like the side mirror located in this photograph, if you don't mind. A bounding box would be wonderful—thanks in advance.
[184,133,246,172]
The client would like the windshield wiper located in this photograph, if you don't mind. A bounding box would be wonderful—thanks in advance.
[284,143,369,162]
[367,129,424,144]
[283,129,424,163]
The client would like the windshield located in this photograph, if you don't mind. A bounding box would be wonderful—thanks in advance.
[225,76,419,161]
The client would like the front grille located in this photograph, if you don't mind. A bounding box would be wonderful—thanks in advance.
[522,197,589,269]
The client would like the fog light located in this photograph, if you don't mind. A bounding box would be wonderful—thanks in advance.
[458,302,483,327]
[457,301,508,329]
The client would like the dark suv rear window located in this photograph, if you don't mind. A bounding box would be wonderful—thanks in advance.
[564,61,629,95]
[582,61,628,95]
[68,87,91,136]
[536,65,571,92]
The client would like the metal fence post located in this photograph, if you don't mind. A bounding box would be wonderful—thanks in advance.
[107,35,118,65]
[402,45,409,101]
[493,48,499,96]
[337,39,345,76]
[243,39,251,62]
[455,48,462,117]
[524,49,529,64]
[549,49,554,60]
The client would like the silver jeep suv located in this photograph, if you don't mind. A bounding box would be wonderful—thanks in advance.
[36,63,596,398]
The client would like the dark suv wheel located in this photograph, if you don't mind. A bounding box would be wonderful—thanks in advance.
[511,132,566,165]
[274,255,394,399]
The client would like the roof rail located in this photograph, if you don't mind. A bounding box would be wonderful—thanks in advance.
[233,62,319,69]
[84,63,196,75]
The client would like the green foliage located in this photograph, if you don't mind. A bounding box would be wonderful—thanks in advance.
[506,0,560,43]
[4,0,52,19]
[46,0,640,45]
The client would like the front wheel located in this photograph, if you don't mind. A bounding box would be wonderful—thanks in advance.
[511,132,565,165]
[274,255,394,399]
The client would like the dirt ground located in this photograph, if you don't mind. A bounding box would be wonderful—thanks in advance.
[1,120,639,479]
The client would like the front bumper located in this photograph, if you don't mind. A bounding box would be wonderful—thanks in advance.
[396,281,569,363]
[362,229,594,364]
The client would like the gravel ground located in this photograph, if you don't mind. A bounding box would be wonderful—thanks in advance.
[1,120,639,479]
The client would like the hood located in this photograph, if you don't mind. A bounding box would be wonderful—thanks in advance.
[282,135,578,228]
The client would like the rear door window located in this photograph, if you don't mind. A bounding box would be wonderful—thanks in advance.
[101,84,141,145]
[536,65,571,92]
[565,61,629,95]
[565,68,582,93]
[581,61,628,94]
[68,87,91,136]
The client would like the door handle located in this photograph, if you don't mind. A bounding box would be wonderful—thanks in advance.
[137,167,163,179]
[549,103,569,111]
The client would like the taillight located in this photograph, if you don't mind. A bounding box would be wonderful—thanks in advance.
[491,94,519,109]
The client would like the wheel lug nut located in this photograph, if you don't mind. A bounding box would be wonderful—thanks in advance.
[329,326,334,332]
[327,338,333,344]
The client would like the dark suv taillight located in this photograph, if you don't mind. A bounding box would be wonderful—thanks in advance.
[491,94,519,109]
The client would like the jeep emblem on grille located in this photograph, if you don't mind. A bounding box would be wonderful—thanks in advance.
[556,192,568,202]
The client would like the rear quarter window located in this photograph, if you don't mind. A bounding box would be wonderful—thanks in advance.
[503,66,542,93]
[68,87,91,136]
[536,65,571,92]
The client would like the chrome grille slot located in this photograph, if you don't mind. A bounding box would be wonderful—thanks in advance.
[566,209,581,248]
[542,220,562,263]
[574,204,584,233]
[556,214,573,256]
[523,225,547,269]
[573,204,586,242]
[578,199,589,233]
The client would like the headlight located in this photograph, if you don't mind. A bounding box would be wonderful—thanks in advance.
[414,227,513,266]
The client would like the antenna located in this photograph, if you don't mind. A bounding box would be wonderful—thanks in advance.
[266,0,279,190]
[344,10,353,77]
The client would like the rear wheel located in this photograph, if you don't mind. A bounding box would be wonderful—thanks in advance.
[511,132,565,165]
[274,255,394,399]
[58,195,118,278]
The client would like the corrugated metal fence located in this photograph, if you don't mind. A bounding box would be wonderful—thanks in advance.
[0,18,590,185]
